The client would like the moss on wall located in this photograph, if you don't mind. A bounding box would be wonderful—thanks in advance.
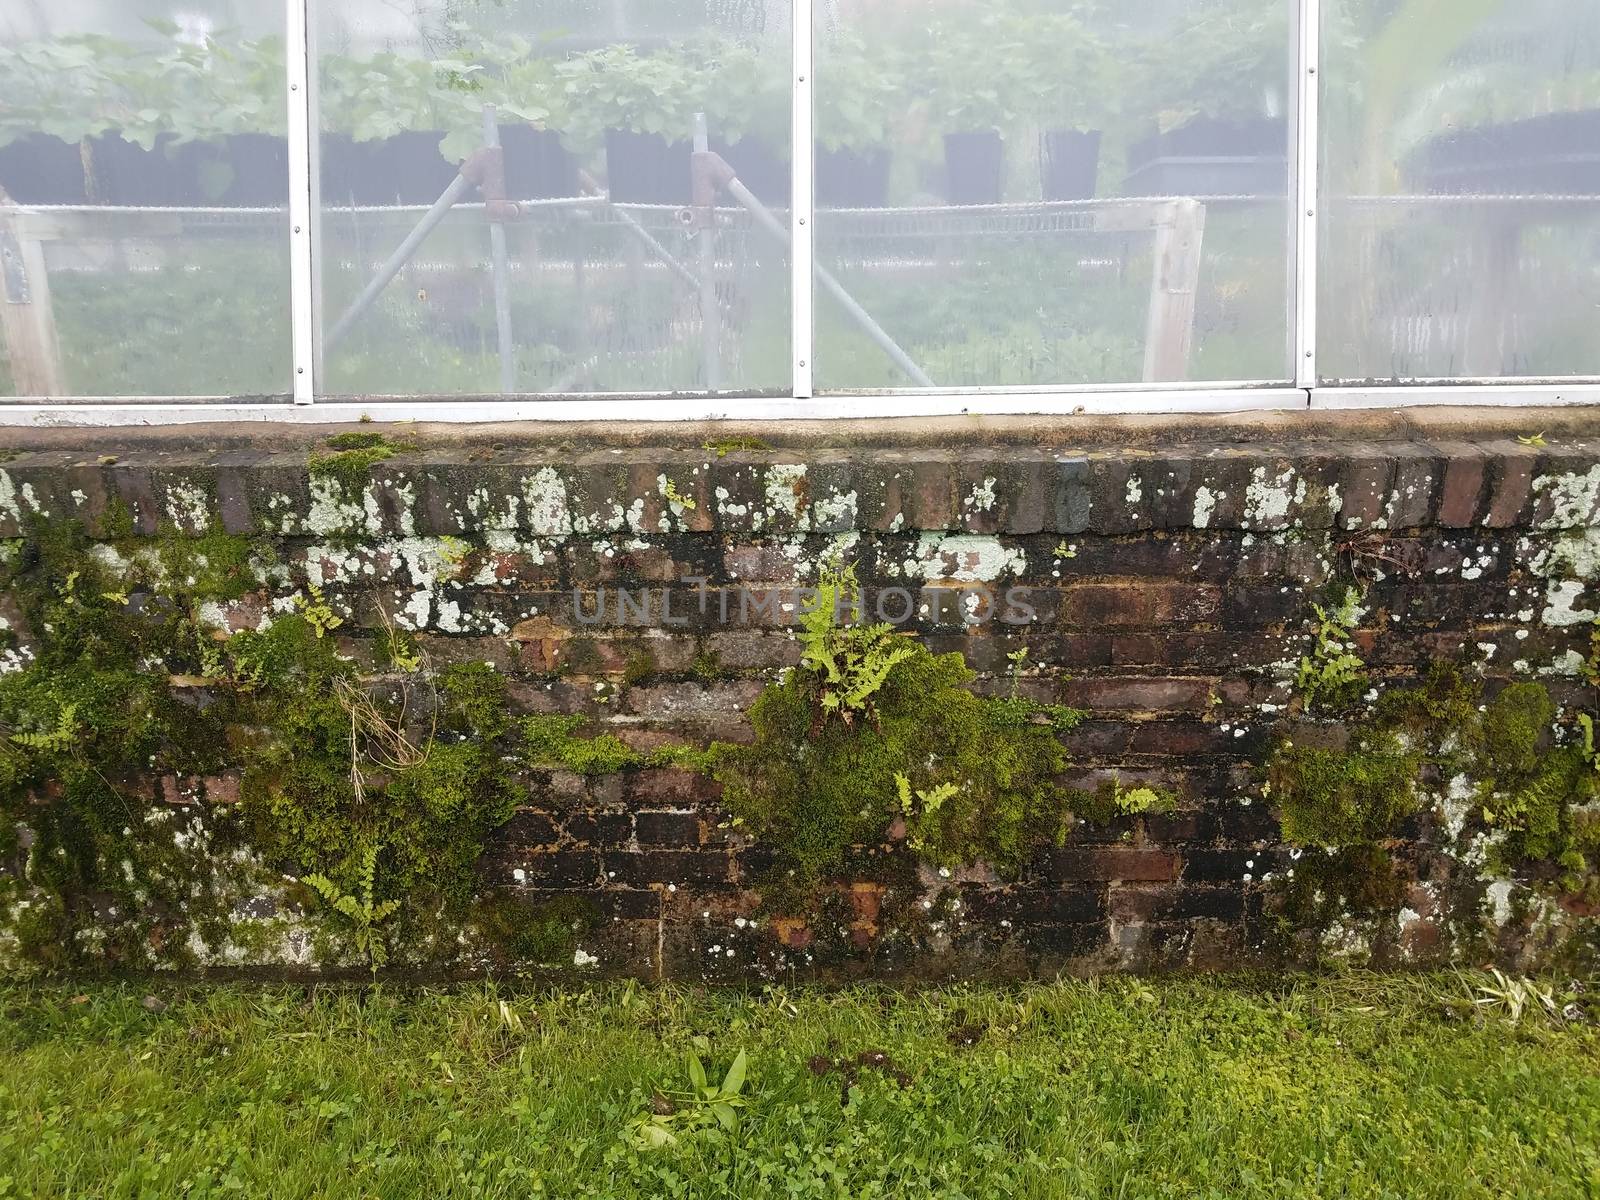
[713,562,1084,912]
[1270,731,1421,847]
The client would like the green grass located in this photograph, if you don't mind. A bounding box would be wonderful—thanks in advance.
[0,975,1596,1198]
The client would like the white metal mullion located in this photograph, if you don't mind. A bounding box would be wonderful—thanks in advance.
[286,0,317,403]
[791,0,815,399]
[1292,0,1321,392]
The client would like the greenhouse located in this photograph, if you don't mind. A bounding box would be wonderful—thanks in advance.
[1,0,1598,415]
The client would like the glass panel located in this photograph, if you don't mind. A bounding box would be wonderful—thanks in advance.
[813,0,1292,391]
[1320,0,1600,382]
[0,3,291,399]
[314,0,791,397]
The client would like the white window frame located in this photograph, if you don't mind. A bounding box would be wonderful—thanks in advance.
[3,0,1599,427]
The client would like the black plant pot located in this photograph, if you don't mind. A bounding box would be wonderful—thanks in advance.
[319,133,364,208]
[1408,109,1600,195]
[324,131,458,207]
[87,132,181,206]
[816,146,891,207]
[712,136,789,205]
[219,133,289,206]
[943,130,1004,206]
[604,129,693,205]
[0,134,87,204]
[1123,116,1286,196]
[1041,128,1101,201]
[165,139,228,204]
[499,125,578,199]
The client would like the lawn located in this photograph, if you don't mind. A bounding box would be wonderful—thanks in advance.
[0,974,1596,1199]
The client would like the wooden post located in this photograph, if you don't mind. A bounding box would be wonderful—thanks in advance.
[0,191,64,396]
[1142,198,1206,384]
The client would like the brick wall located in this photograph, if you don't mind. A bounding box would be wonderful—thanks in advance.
[3,412,1599,978]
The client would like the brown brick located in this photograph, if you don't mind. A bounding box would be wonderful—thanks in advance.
[1481,440,1540,527]
[625,768,713,805]
[635,811,704,847]
[706,631,803,669]
[1060,677,1217,713]
[603,850,732,886]
[869,455,955,531]
[1040,848,1180,883]
[1434,442,1489,527]
[1057,581,1221,627]
[723,544,802,583]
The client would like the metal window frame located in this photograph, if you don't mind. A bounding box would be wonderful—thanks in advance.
[792,0,815,400]
[285,0,317,404]
[2,0,1598,426]
[1291,0,1319,389]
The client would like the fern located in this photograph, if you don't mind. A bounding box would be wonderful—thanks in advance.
[1296,589,1365,709]
[303,842,399,972]
[799,558,913,725]
[11,702,80,753]
[292,585,344,639]
[196,630,226,680]
[1581,713,1600,774]
[894,772,962,855]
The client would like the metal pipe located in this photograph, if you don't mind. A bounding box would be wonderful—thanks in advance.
[482,107,517,394]
[325,171,474,349]
[722,176,934,388]
[574,168,701,291]
[610,206,702,290]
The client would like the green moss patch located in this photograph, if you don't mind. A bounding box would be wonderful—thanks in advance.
[1270,731,1421,847]
[472,892,601,966]
[714,564,1083,909]
[307,432,408,494]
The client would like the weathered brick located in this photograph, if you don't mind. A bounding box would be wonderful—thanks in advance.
[623,680,764,724]
[1337,446,1395,531]
[706,630,803,669]
[1052,457,1093,534]
[1040,848,1180,883]
[500,811,562,847]
[625,768,714,805]
[1480,440,1540,527]
[562,811,634,845]
[1433,441,1489,528]
[852,453,952,533]
[634,811,704,847]
[603,849,733,887]
[1155,885,1248,922]
[1057,581,1221,627]
[963,885,1106,927]
[1060,677,1217,713]
[515,850,601,888]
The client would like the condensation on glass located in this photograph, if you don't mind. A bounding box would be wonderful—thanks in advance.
[1319,0,1600,382]
[312,0,792,397]
[0,2,291,398]
[812,0,1293,391]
